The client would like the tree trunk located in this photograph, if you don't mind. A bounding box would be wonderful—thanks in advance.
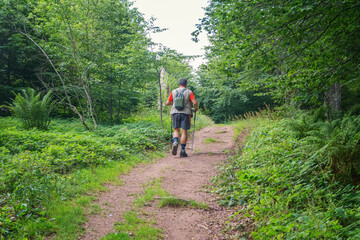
[7,53,11,85]
[18,31,93,130]
[116,81,122,124]
[325,83,341,111]
[109,74,114,125]
[158,67,165,129]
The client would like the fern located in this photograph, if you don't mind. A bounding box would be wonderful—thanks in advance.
[288,111,360,182]
[7,88,57,130]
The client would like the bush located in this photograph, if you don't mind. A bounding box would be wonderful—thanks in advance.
[0,116,169,238]
[198,88,273,123]
[6,88,56,130]
[286,110,360,182]
[0,108,214,239]
[214,113,360,239]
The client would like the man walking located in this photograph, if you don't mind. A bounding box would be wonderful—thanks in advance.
[166,78,198,157]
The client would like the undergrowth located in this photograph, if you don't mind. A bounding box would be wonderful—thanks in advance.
[214,110,360,239]
[0,110,213,239]
[0,117,168,239]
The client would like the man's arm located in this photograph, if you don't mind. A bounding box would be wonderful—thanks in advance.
[166,92,173,106]
[189,91,198,111]
[166,100,172,106]
[191,99,198,111]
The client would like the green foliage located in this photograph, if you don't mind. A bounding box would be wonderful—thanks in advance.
[6,88,56,130]
[0,0,194,124]
[133,178,169,208]
[203,138,220,143]
[285,109,360,181]
[214,114,360,239]
[102,178,167,240]
[0,114,169,239]
[192,112,214,131]
[0,108,213,238]
[196,66,274,123]
[195,0,360,107]
[102,211,162,240]
[158,197,209,210]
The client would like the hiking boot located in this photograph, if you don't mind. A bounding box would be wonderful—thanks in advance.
[172,142,178,155]
[180,149,188,157]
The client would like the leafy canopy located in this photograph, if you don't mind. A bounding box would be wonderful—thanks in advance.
[194,0,360,106]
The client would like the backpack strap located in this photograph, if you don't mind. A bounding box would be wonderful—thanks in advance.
[175,88,187,96]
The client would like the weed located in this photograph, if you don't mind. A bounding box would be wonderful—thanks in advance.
[215,130,227,134]
[134,178,169,208]
[158,197,209,210]
[203,138,220,143]
[89,204,102,215]
[101,178,169,240]
[101,211,162,240]
[214,113,360,239]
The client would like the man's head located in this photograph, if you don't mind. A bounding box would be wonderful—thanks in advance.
[179,78,187,87]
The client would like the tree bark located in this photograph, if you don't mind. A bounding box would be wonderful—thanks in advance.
[158,67,165,129]
[109,81,114,125]
[325,83,341,111]
[7,53,11,85]
[116,81,122,124]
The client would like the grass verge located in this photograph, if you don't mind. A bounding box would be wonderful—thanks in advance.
[213,112,360,239]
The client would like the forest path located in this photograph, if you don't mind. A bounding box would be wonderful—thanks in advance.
[81,125,244,239]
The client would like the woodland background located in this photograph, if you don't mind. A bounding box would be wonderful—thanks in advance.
[1,0,360,239]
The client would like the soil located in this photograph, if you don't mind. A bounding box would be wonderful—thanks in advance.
[80,125,252,240]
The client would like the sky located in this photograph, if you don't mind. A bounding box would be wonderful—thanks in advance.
[131,0,210,70]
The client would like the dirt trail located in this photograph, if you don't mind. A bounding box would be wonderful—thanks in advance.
[81,125,242,239]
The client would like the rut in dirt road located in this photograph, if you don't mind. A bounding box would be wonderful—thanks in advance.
[81,125,243,240]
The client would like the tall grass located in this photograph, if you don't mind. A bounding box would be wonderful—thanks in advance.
[214,110,360,239]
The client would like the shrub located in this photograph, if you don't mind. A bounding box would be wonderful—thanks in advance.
[0,108,214,238]
[286,110,360,182]
[7,88,56,130]
[214,114,360,239]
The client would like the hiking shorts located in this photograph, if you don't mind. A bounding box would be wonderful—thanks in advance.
[172,113,191,130]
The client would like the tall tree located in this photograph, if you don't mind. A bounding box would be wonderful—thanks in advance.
[1,0,159,126]
[194,0,360,110]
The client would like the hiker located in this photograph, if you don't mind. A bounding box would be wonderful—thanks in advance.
[166,78,199,157]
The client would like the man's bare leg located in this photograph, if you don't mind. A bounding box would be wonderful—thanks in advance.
[180,129,187,144]
[173,128,180,139]
[172,128,180,155]
[180,129,188,157]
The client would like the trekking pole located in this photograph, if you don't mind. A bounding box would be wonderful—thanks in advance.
[170,115,173,147]
[192,109,196,150]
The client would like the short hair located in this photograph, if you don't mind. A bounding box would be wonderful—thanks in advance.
[179,78,187,86]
